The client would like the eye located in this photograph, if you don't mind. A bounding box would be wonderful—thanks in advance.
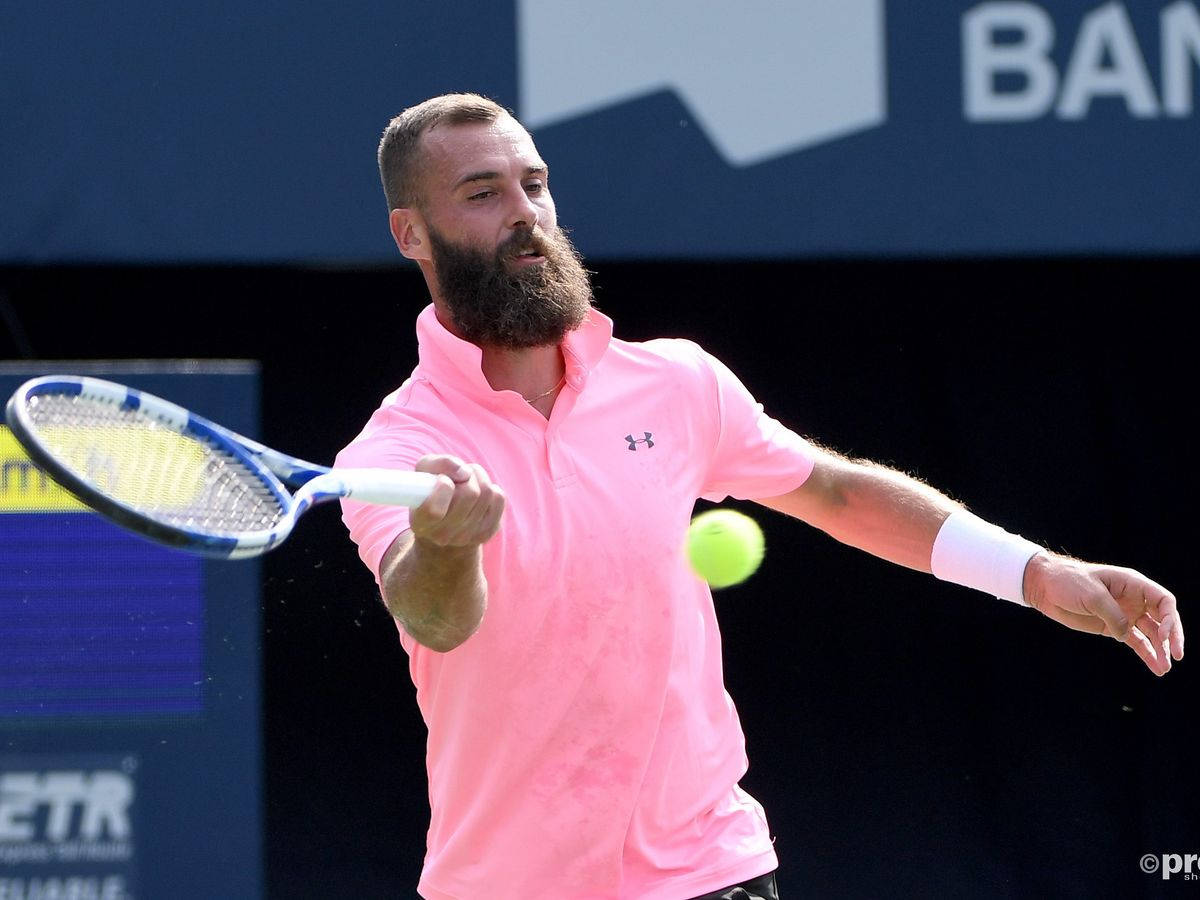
[468,189,494,201]
[524,182,544,195]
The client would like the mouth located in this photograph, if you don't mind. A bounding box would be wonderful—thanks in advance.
[509,246,546,266]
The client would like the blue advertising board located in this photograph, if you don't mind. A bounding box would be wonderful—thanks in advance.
[0,363,262,900]
[3,1,1199,262]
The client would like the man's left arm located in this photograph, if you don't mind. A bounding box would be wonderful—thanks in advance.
[756,448,1185,676]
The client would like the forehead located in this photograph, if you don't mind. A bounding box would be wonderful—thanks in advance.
[419,116,544,192]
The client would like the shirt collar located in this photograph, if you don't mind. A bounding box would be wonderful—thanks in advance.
[414,303,613,400]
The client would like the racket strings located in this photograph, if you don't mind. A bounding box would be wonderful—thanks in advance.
[26,394,285,534]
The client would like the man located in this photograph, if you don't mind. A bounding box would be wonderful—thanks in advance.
[336,93,1183,900]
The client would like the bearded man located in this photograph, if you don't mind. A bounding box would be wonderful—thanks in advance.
[336,93,1182,900]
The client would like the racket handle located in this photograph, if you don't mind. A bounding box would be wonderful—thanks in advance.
[320,469,439,507]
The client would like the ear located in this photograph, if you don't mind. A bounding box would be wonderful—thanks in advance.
[390,207,431,262]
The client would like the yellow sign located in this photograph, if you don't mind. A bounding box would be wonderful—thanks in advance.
[3,422,212,514]
[0,426,88,512]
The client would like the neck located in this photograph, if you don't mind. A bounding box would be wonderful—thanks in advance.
[479,343,564,402]
[430,297,566,407]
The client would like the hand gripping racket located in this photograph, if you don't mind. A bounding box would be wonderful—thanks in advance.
[5,375,436,559]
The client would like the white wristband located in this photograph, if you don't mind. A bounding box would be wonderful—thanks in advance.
[930,509,1043,606]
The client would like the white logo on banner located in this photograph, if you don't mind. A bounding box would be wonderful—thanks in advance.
[0,770,134,864]
[964,1,1200,120]
[517,1,887,166]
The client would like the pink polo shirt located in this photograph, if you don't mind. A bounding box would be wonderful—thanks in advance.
[337,305,816,899]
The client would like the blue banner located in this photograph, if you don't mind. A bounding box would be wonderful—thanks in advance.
[3,2,1198,261]
[0,363,262,900]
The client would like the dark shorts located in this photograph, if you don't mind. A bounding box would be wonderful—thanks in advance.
[687,870,779,900]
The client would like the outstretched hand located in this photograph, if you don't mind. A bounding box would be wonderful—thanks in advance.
[1023,553,1184,676]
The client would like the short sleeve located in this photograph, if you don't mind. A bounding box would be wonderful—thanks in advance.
[696,347,818,502]
[335,409,444,582]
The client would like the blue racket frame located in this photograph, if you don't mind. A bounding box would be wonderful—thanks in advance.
[5,375,427,559]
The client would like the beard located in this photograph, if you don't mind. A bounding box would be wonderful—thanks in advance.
[428,222,593,349]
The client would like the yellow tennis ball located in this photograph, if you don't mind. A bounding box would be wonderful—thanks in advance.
[686,509,765,589]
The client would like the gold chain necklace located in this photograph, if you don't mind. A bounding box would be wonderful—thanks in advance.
[523,374,566,404]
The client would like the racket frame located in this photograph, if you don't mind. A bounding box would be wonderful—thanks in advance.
[6,376,380,558]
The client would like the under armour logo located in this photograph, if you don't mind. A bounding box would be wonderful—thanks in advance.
[625,432,654,451]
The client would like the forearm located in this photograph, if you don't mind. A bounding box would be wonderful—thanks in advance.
[380,533,488,652]
[759,454,959,573]
[759,452,1182,675]
[760,451,1044,604]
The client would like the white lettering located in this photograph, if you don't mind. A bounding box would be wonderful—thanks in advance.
[0,775,38,841]
[41,772,85,842]
[964,2,1058,119]
[78,774,131,841]
[1163,1,1200,113]
[963,2,1200,121]
[0,879,129,900]
[1058,3,1159,117]
[0,772,132,843]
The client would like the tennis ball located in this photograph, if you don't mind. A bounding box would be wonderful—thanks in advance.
[686,509,765,589]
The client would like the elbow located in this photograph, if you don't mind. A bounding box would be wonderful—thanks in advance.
[389,593,486,654]
[421,637,461,653]
[413,623,479,653]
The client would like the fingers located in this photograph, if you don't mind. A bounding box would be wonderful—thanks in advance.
[1153,592,1185,662]
[1040,597,1171,676]
[1123,626,1169,677]
[410,455,506,548]
[414,453,473,484]
[1134,580,1183,664]
[1035,560,1182,676]
[1161,608,1185,661]
[1099,566,1184,668]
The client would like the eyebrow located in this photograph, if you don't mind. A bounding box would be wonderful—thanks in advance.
[454,165,548,189]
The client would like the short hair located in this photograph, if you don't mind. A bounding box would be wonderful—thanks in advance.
[378,93,513,211]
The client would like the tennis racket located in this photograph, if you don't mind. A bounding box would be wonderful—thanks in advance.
[5,375,437,559]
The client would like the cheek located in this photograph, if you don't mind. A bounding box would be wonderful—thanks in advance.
[441,213,493,249]
[541,197,558,233]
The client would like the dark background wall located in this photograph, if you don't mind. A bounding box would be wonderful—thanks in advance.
[0,258,1194,898]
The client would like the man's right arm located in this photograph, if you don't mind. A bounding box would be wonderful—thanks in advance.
[377,454,506,652]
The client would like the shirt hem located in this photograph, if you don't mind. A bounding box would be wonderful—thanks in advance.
[415,846,779,900]
[625,846,780,900]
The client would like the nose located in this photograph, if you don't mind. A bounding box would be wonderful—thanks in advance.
[508,189,539,231]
